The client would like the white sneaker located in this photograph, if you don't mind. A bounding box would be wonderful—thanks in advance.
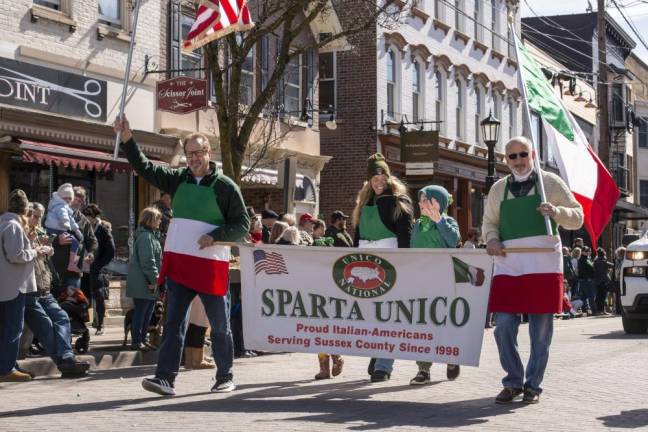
[211,379,236,393]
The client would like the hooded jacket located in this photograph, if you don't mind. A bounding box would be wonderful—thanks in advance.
[0,213,37,301]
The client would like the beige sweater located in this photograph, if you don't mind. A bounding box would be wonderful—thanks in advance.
[481,170,584,243]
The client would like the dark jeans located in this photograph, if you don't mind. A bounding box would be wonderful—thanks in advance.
[24,293,74,361]
[0,293,26,375]
[595,283,608,313]
[579,280,596,313]
[132,298,155,345]
[156,278,233,383]
[185,323,207,348]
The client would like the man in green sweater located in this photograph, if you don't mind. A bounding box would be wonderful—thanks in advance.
[114,116,249,396]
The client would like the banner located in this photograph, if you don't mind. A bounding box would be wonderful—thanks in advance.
[241,245,493,367]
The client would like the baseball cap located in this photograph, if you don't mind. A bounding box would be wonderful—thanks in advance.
[331,210,349,221]
[299,213,314,223]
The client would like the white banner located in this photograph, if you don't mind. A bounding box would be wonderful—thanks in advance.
[241,245,493,367]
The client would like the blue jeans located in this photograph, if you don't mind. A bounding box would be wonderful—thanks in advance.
[580,280,596,313]
[494,312,554,394]
[132,298,156,345]
[24,294,74,361]
[155,278,233,383]
[0,293,26,375]
[374,358,394,374]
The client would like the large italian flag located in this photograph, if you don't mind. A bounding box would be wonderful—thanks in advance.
[516,34,619,246]
[158,218,230,296]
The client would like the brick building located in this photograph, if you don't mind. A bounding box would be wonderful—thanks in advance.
[320,0,522,239]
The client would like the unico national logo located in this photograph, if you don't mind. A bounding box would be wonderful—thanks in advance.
[332,253,396,298]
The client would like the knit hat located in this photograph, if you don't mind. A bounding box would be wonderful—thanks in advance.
[419,185,452,214]
[57,183,74,200]
[367,153,390,179]
[8,189,29,214]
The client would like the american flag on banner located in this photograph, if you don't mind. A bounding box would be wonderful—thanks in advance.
[182,0,255,52]
[253,250,289,275]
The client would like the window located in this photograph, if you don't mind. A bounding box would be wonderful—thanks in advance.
[474,0,482,42]
[455,79,464,139]
[639,118,648,148]
[169,4,202,79]
[475,85,482,143]
[492,91,502,149]
[641,180,648,208]
[98,0,120,26]
[240,46,255,106]
[434,0,445,22]
[259,36,270,92]
[179,13,202,78]
[284,55,302,115]
[387,48,398,118]
[612,83,625,124]
[434,70,445,134]
[455,0,464,31]
[491,0,500,51]
[507,7,514,58]
[34,0,60,9]
[319,52,336,117]
[412,60,422,123]
[508,99,516,139]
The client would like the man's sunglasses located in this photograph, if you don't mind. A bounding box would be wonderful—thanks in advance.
[507,151,529,160]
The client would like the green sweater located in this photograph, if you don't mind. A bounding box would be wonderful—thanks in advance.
[121,138,249,242]
[410,215,461,249]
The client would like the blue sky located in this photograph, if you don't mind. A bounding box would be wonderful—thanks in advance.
[520,0,648,62]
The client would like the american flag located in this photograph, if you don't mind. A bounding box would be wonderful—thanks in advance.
[254,250,288,275]
[183,0,254,52]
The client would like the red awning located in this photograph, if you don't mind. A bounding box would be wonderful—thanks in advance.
[19,140,165,173]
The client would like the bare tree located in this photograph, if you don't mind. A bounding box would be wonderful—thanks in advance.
[200,0,405,184]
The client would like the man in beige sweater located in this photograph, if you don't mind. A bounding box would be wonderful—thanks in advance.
[482,136,583,405]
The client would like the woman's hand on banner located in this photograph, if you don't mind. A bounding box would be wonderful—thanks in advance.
[537,202,557,217]
[486,239,506,256]
[198,234,215,249]
[113,115,133,143]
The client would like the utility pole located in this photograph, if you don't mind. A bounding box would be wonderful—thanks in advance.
[597,0,613,250]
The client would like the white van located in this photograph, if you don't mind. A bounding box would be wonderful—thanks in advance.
[620,232,648,334]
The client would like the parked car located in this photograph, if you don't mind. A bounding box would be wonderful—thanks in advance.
[620,231,648,334]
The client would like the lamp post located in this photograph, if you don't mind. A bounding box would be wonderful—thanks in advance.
[480,110,501,193]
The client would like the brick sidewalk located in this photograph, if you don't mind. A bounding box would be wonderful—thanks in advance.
[1,316,647,432]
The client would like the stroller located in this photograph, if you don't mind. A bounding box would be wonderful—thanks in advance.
[57,287,91,354]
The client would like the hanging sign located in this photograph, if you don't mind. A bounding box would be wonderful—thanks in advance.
[156,76,208,114]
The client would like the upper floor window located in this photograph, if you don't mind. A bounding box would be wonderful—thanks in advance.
[491,0,500,52]
[98,0,120,27]
[455,0,464,32]
[492,91,502,148]
[640,180,648,207]
[319,52,336,117]
[612,83,625,124]
[475,85,483,143]
[284,55,302,115]
[387,48,398,118]
[34,0,60,10]
[455,79,464,139]
[508,99,517,139]
[474,0,483,42]
[412,60,422,123]
[434,70,445,134]
[241,45,255,107]
[639,118,648,148]
[434,0,445,23]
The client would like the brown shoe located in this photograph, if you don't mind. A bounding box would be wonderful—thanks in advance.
[495,387,523,404]
[331,355,344,377]
[315,355,331,380]
[0,370,32,382]
[522,389,540,404]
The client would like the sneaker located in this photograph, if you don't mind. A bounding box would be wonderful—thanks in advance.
[95,328,104,336]
[142,377,176,396]
[446,364,460,381]
[495,387,523,404]
[58,357,90,378]
[0,369,32,382]
[409,370,431,385]
[522,388,540,404]
[370,370,390,383]
[367,358,376,376]
[211,379,236,393]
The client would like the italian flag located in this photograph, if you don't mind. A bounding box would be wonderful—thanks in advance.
[516,34,619,246]
[158,218,230,296]
[452,257,485,287]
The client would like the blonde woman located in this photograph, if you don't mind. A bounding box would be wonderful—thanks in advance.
[276,226,300,245]
[269,221,289,244]
[352,153,414,382]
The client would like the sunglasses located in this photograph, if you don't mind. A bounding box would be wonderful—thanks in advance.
[507,151,529,160]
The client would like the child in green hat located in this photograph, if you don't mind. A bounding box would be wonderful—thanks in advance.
[409,184,462,385]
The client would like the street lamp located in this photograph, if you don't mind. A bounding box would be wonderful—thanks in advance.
[480,110,501,193]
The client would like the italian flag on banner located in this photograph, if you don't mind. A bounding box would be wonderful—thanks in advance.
[453,257,485,287]
[516,35,619,246]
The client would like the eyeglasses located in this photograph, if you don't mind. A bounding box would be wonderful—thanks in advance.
[507,151,529,160]
[185,148,209,159]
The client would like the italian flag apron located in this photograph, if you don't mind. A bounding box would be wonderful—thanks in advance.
[488,180,564,314]
[158,178,230,296]
[358,203,398,249]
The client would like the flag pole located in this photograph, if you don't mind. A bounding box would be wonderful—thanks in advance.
[113,0,143,160]
[508,16,553,236]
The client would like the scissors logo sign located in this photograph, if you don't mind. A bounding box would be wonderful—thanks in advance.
[0,57,107,122]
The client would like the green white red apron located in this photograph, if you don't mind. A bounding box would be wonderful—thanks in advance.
[157,178,230,296]
[358,203,398,249]
[488,179,563,314]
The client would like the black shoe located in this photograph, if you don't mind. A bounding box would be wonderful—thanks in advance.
[446,364,460,381]
[409,370,431,385]
[495,387,523,404]
[370,370,390,382]
[58,357,90,378]
[367,358,376,376]
[95,328,104,336]
[211,379,236,393]
[142,377,176,396]
[522,388,540,404]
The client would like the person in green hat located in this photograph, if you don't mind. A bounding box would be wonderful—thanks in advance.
[352,153,414,382]
[408,185,462,385]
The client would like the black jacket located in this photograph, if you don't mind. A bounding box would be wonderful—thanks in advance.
[52,209,98,283]
[577,255,594,280]
[325,225,353,248]
[353,194,413,248]
[91,222,115,273]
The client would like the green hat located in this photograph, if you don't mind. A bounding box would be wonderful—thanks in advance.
[8,189,29,214]
[367,153,390,179]
[419,185,452,214]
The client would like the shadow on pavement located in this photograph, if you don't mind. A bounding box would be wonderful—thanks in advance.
[598,409,648,429]
[587,331,648,340]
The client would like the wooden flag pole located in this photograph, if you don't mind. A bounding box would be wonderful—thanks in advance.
[503,247,555,253]
[508,16,553,237]
[113,0,143,160]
